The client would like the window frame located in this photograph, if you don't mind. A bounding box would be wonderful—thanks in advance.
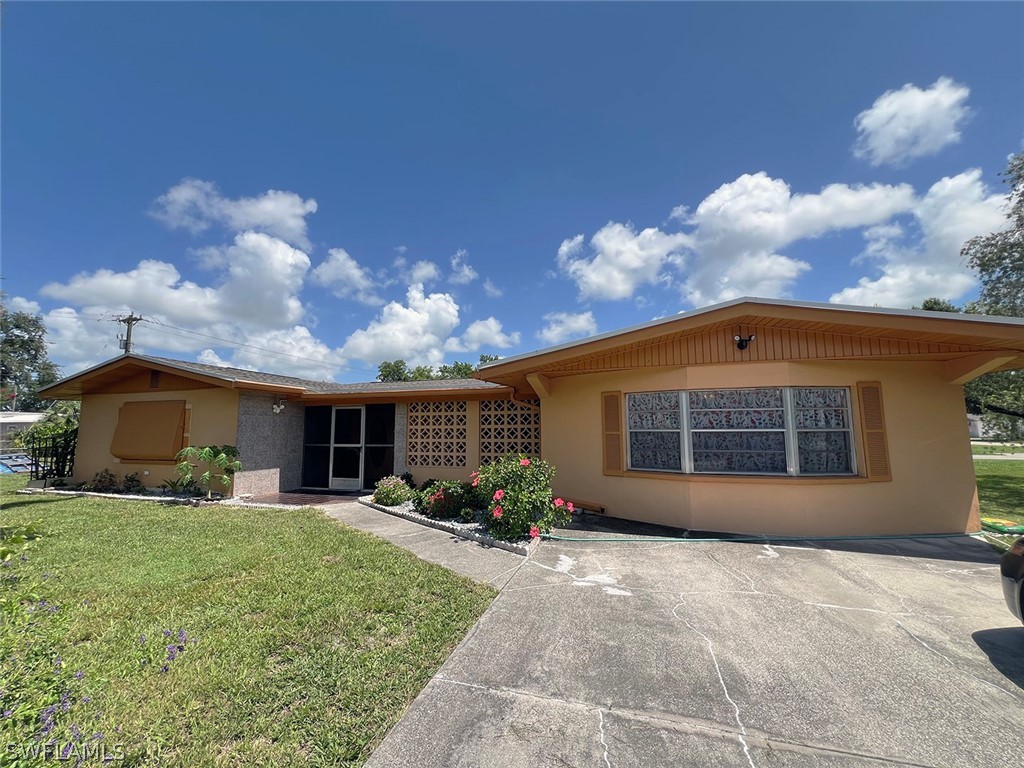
[625,386,857,478]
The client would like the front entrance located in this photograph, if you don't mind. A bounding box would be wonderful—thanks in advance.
[301,404,395,491]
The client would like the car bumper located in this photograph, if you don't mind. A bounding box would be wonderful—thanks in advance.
[1003,574,1023,623]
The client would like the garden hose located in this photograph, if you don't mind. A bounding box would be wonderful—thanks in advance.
[540,531,990,544]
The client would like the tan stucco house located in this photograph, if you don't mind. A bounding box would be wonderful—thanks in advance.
[40,298,1024,537]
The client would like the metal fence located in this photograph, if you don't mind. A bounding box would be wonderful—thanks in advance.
[28,428,78,480]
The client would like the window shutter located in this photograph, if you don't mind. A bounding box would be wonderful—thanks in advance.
[602,392,624,475]
[856,382,891,481]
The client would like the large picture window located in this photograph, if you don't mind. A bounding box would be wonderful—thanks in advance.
[626,387,854,476]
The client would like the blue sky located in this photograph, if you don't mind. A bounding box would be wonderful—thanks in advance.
[3,2,1022,381]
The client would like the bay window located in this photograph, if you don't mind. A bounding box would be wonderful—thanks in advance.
[625,387,855,476]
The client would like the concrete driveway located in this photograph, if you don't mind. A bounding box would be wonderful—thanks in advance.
[366,530,1024,768]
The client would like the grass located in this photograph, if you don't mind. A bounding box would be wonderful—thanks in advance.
[0,474,495,766]
[971,442,1024,455]
[975,459,1024,527]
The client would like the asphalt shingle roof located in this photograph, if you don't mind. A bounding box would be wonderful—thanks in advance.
[137,355,505,394]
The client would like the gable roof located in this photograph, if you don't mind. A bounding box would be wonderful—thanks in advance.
[39,354,507,400]
[476,297,1024,394]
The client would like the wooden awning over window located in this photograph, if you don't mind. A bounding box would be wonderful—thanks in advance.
[110,400,187,461]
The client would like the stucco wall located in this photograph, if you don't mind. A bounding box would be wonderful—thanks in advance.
[394,403,408,476]
[539,360,980,536]
[233,392,305,495]
[74,389,240,488]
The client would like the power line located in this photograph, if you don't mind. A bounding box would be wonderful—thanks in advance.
[138,318,381,376]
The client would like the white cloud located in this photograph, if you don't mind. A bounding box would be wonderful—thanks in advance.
[830,169,1007,307]
[39,307,124,372]
[8,297,41,314]
[853,77,971,167]
[445,317,520,353]
[341,284,461,367]
[680,173,915,305]
[448,249,478,285]
[41,232,311,331]
[537,311,597,345]
[198,326,345,381]
[482,278,503,298]
[410,260,440,285]
[556,223,691,301]
[151,178,318,250]
[558,173,915,307]
[311,248,383,305]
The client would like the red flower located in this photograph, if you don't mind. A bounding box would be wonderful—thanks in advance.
[492,506,503,518]
[529,525,540,539]
[493,489,505,501]
[519,458,531,466]
[553,498,564,508]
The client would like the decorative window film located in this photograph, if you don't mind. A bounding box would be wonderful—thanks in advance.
[480,399,541,465]
[406,400,468,467]
[626,392,681,471]
[625,387,855,476]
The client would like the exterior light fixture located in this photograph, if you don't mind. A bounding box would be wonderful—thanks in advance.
[272,398,287,414]
[733,334,756,351]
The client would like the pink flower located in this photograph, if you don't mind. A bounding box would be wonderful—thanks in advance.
[553,498,564,508]
[471,478,479,487]
[520,458,531,466]
[470,471,478,478]
[529,525,540,539]
[493,489,505,501]
[492,506,503,518]
[567,502,575,513]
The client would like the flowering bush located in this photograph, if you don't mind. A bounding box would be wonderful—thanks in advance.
[413,480,481,521]
[372,476,414,506]
[474,454,569,540]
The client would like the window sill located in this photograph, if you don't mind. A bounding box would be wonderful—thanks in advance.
[615,469,874,485]
[114,459,179,465]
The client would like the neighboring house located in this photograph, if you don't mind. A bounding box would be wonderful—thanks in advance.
[0,411,46,450]
[39,298,1024,536]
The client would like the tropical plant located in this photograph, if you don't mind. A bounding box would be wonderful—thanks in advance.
[474,454,570,540]
[175,445,243,499]
[121,472,145,495]
[372,475,415,506]
[84,468,121,493]
[160,476,201,496]
[415,480,481,521]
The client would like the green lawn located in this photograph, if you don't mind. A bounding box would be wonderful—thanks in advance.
[975,459,1024,527]
[0,475,495,766]
[971,442,1024,455]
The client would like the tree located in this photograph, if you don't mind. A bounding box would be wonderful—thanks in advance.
[961,151,1024,317]
[176,445,243,499]
[377,354,503,382]
[376,360,410,382]
[915,297,960,313]
[0,304,60,412]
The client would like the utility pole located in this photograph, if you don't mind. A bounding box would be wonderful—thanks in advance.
[117,313,144,354]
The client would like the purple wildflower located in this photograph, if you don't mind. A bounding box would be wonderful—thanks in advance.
[73,671,85,680]
[162,629,172,638]
[82,697,91,704]
[61,743,74,759]
[139,634,146,645]
[54,658,63,670]
[91,732,104,741]
[3,709,12,718]
[160,664,169,674]
[166,645,178,662]
[177,628,187,643]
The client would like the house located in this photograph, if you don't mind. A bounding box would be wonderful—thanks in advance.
[0,411,46,450]
[39,298,1024,536]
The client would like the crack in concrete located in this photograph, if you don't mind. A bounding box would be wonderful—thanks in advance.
[671,602,756,768]
[433,674,939,767]
[893,619,1021,702]
[597,709,612,768]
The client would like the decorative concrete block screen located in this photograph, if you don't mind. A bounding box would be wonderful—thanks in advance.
[480,399,541,464]
[406,400,468,467]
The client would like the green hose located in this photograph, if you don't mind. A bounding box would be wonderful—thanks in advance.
[540,531,988,544]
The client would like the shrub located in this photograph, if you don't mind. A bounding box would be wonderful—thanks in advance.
[398,471,416,489]
[474,454,570,540]
[84,468,121,493]
[372,475,414,506]
[121,472,145,495]
[416,480,481,521]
